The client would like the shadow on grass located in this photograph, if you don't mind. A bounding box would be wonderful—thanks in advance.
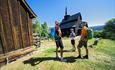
[23,56,78,66]
[53,50,75,52]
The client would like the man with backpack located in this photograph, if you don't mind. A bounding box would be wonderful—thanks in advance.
[77,23,89,59]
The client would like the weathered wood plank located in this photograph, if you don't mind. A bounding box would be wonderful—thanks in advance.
[18,1,24,48]
[29,19,33,46]
[0,0,35,65]
[25,13,30,47]
[1,0,14,52]
[0,13,6,54]
[8,0,23,50]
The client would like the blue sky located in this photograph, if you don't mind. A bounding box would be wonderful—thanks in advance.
[27,0,115,27]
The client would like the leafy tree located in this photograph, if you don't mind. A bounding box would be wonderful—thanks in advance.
[103,18,115,40]
[32,18,42,35]
[41,22,49,37]
[93,31,104,38]
[32,19,49,38]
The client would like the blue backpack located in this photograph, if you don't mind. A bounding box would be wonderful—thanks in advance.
[50,28,56,38]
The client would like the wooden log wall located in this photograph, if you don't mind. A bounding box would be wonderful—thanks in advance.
[0,0,33,54]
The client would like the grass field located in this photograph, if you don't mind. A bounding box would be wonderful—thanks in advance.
[1,38,115,70]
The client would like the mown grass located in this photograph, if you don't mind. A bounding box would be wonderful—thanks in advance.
[1,38,115,70]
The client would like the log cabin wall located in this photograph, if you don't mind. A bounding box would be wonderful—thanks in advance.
[8,0,22,50]
[0,0,36,54]
[0,0,14,53]
[28,19,33,46]
[20,2,29,48]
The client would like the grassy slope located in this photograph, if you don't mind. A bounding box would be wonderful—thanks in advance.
[1,38,115,70]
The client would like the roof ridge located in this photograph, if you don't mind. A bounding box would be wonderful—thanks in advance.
[20,0,37,18]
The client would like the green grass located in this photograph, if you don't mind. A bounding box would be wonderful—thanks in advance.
[1,38,115,70]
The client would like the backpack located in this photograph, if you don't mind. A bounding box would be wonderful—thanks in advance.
[88,28,93,39]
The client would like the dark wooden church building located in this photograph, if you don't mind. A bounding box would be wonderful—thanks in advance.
[60,7,83,36]
[0,0,36,65]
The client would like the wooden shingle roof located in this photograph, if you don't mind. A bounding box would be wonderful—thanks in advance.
[61,12,82,24]
[60,21,76,29]
[60,12,82,29]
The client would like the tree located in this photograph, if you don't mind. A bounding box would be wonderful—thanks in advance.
[41,22,49,37]
[32,19,49,38]
[32,18,42,34]
[103,18,115,40]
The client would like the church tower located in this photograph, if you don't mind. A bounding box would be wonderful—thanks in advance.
[64,7,70,20]
[65,6,67,16]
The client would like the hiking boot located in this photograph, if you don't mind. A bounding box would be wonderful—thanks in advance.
[76,55,82,59]
[83,55,88,59]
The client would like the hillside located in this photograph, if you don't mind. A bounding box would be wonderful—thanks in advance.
[90,25,105,31]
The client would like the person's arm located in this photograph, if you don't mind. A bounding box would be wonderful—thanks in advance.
[73,32,76,37]
[79,28,84,41]
[58,27,62,37]
[70,33,72,38]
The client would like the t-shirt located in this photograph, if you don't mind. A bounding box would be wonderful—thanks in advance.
[81,26,88,41]
[55,27,62,40]
[70,32,76,40]
[81,26,88,37]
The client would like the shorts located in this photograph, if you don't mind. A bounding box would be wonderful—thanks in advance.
[77,40,87,49]
[71,40,75,45]
[55,36,64,49]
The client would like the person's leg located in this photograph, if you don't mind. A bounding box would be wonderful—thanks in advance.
[73,43,76,51]
[83,47,88,59]
[60,48,63,58]
[77,41,82,58]
[83,42,89,59]
[59,39,67,61]
[76,47,82,58]
[71,40,73,50]
[60,48,67,61]
[56,47,59,57]
[78,47,81,56]
[55,41,59,58]
[86,47,88,56]
[85,42,88,56]
[71,40,76,51]
[59,39,64,58]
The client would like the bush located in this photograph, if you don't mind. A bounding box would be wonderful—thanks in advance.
[93,31,104,38]
[103,18,115,40]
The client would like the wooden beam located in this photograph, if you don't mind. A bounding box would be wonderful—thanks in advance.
[7,0,17,50]
[29,19,33,46]
[0,0,14,53]
[0,14,7,54]
[27,13,30,46]
[18,1,24,48]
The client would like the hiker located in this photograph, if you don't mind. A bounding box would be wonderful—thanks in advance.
[55,21,66,61]
[69,28,76,51]
[77,23,89,59]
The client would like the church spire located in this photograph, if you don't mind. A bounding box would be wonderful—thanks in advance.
[65,6,67,16]
[64,6,70,20]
